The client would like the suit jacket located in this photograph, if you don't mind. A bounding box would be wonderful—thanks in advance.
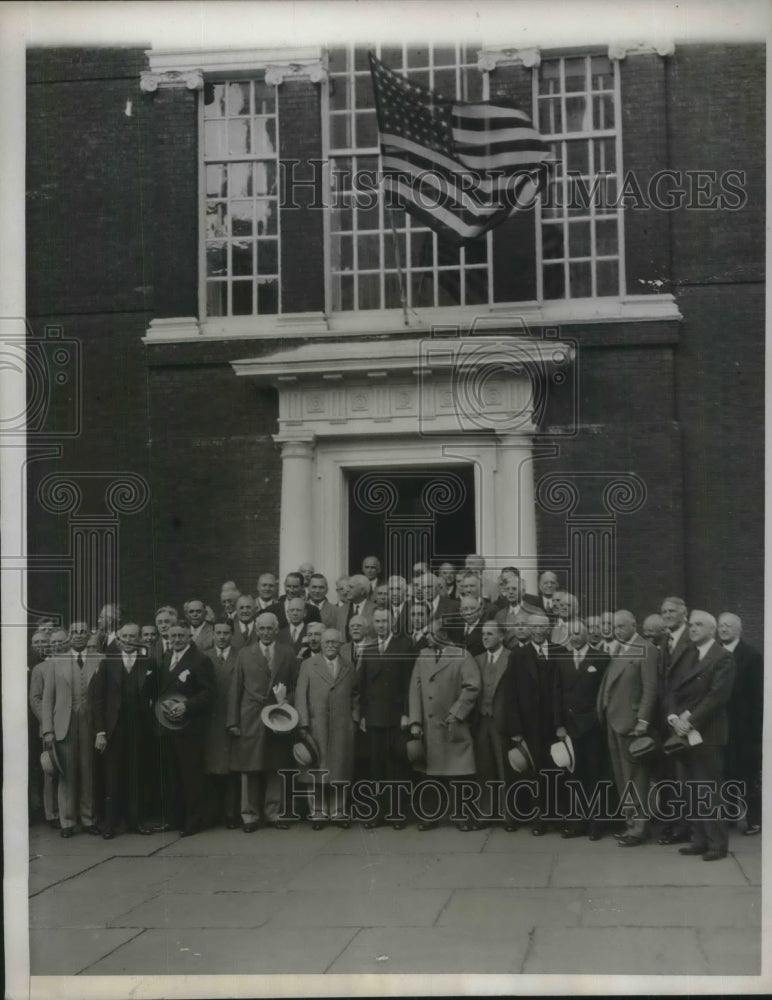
[554,647,609,738]
[190,622,215,653]
[388,602,412,638]
[341,639,373,673]
[143,643,215,736]
[231,620,260,651]
[659,626,691,688]
[29,658,52,735]
[204,646,238,773]
[308,599,338,629]
[596,633,658,735]
[357,635,414,728]
[498,642,562,757]
[459,620,486,657]
[664,640,735,746]
[726,638,763,751]
[336,597,375,636]
[41,651,102,741]
[473,647,512,737]
[430,594,461,627]
[92,650,157,739]
[226,641,298,771]
[274,596,322,631]
[276,622,310,655]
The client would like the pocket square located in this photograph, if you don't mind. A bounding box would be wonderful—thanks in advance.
[586,665,597,673]
[178,668,190,682]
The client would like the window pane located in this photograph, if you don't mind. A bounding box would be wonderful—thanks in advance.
[539,61,561,93]
[355,74,374,109]
[460,68,483,102]
[565,96,590,132]
[330,76,350,112]
[253,161,277,196]
[357,233,381,270]
[358,273,381,309]
[543,263,565,299]
[465,238,487,265]
[411,271,434,307]
[596,259,618,296]
[566,141,589,175]
[257,239,278,275]
[433,46,457,66]
[252,118,277,157]
[232,240,254,276]
[204,121,226,158]
[227,82,250,116]
[465,269,489,305]
[593,137,616,175]
[384,272,403,309]
[569,261,592,297]
[354,47,374,71]
[355,112,378,148]
[437,269,461,306]
[338,273,354,310]
[593,95,614,130]
[229,162,252,198]
[433,67,457,98]
[409,69,431,92]
[204,83,226,117]
[331,114,352,149]
[384,231,406,270]
[232,280,253,315]
[569,221,591,258]
[357,202,380,232]
[231,201,253,236]
[255,199,278,235]
[206,281,227,315]
[328,47,348,74]
[206,164,227,197]
[591,56,613,89]
[331,234,353,271]
[410,231,433,268]
[257,278,279,314]
[564,58,586,92]
[330,199,353,233]
[407,46,428,68]
[206,241,227,277]
[254,81,275,114]
[596,175,617,213]
[228,119,250,155]
[539,98,562,135]
[381,45,403,69]
[206,202,229,238]
[542,224,564,259]
[595,218,618,255]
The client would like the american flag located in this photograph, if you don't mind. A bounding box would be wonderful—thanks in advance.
[369,53,554,247]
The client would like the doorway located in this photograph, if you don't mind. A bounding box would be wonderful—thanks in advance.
[347,464,476,577]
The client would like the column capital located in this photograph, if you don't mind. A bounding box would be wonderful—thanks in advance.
[140,69,204,92]
[273,434,316,459]
[478,47,541,72]
[264,60,328,86]
[607,41,676,61]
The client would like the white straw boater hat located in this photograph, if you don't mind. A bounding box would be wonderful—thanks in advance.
[549,735,575,773]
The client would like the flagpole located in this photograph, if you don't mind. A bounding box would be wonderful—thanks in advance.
[388,209,410,327]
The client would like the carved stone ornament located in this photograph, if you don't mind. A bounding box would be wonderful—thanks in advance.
[607,41,676,60]
[264,61,327,86]
[478,47,541,72]
[140,69,204,92]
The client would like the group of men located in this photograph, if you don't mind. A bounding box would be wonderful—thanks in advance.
[27,555,762,861]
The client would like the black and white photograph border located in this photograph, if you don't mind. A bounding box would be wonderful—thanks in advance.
[1,0,769,996]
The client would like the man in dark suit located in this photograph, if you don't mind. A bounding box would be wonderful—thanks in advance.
[255,573,280,617]
[362,555,382,595]
[656,596,692,845]
[219,581,241,621]
[92,622,156,837]
[494,574,528,647]
[596,610,658,846]
[357,609,414,828]
[458,595,486,657]
[554,620,609,839]
[275,573,322,629]
[473,621,516,828]
[718,612,763,834]
[231,594,259,651]
[153,606,178,663]
[528,571,560,617]
[276,597,311,654]
[204,618,240,828]
[185,598,215,653]
[421,573,459,629]
[499,612,563,835]
[93,603,122,655]
[666,611,735,861]
[307,574,339,628]
[227,612,298,830]
[437,562,458,601]
[143,620,215,836]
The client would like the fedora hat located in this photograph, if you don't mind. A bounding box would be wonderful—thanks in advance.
[507,738,535,774]
[292,731,320,768]
[663,733,689,755]
[628,734,658,760]
[260,702,299,734]
[155,693,189,730]
[405,737,425,766]
[549,735,575,773]
[40,743,64,778]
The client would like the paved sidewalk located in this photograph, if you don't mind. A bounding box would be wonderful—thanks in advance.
[29,821,760,976]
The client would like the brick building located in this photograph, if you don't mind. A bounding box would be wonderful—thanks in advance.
[25,40,764,639]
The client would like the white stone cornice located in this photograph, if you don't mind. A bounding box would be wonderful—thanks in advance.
[265,61,327,86]
[478,47,541,72]
[140,69,203,93]
[146,45,324,78]
[608,40,676,60]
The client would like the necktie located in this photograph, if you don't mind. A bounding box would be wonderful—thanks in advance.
[327,657,337,679]
[163,639,169,652]
[265,644,273,666]
[77,653,84,669]
[668,633,675,652]
[379,640,385,654]
[574,650,581,669]
[170,652,178,670]
[218,648,224,660]
[488,652,494,666]
[544,598,552,611]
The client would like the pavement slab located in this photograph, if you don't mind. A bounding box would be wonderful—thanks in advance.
[161,854,308,893]
[46,855,190,895]
[482,827,618,852]
[29,825,180,856]
[523,926,709,974]
[414,852,553,888]
[552,845,749,887]
[84,926,358,975]
[733,851,761,885]
[698,927,762,975]
[156,824,343,855]
[319,824,491,854]
[109,890,282,928]
[30,886,158,929]
[437,888,583,930]
[327,926,530,974]
[29,928,144,976]
[284,852,434,891]
[29,855,103,895]
[268,888,452,927]
[581,885,761,927]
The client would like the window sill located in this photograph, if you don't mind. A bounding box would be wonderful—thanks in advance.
[142,295,681,344]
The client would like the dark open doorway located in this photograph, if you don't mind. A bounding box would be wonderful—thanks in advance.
[347,464,476,577]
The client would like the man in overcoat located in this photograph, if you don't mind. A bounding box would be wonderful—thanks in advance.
[204,618,240,828]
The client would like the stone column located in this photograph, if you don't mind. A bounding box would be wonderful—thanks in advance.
[494,435,538,594]
[275,436,316,582]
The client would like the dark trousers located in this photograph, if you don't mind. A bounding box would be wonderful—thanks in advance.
[158,729,208,833]
[366,725,409,821]
[207,772,241,825]
[676,744,728,853]
[559,726,604,834]
[102,722,150,832]
[472,715,509,821]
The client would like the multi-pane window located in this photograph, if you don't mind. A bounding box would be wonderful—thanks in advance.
[328,44,492,312]
[202,78,280,317]
[535,55,624,299]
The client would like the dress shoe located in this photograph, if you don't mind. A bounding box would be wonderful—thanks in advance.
[617,834,647,847]
[531,824,546,837]
[152,822,172,833]
[588,830,603,842]
[83,825,101,836]
[225,819,240,830]
[678,844,707,856]
[48,819,61,830]
[60,827,75,838]
[504,823,518,833]
[658,829,690,845]
[457,820,480,832]
[743,824,761,836]
[137,824,154,835]
[702,850,727,861]
[242,822,259,833]
[265,821,290,830]
[102,829,114,840]
[417,821,438,831]
[311,820,326,831]
[391,821,406,831]
[362,819,381,830]
[561,827,582,839]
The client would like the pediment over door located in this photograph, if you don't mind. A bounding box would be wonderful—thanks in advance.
[231,335,574,440]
